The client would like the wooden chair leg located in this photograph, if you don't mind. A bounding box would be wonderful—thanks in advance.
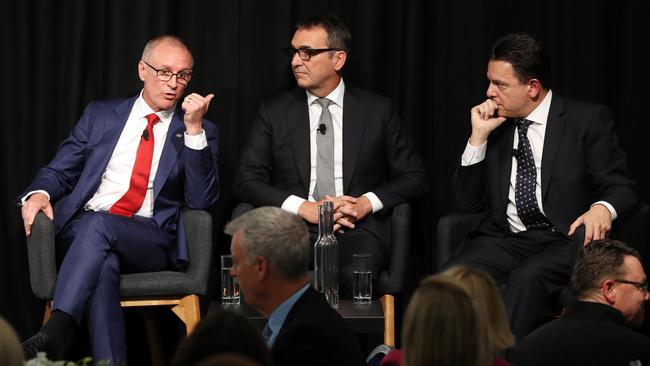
[43,300,52,325]
[171,294,201,334]
[141,310,165,366]
[380,294,395,347]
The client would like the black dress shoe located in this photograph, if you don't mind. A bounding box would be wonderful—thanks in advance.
[22,332,54,360]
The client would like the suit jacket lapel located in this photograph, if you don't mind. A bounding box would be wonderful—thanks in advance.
[154,107,185,200]
[497,120,515,207]
[286,89,311,195]
[541,95,566,200]
[80,97,136,201]
[342,87,366,193]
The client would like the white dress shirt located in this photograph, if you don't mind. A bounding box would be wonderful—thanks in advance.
[281,79,383,215]
[23,91,208,218]
[461,90,616,232]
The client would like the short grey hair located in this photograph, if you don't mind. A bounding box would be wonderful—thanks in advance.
[225,207,310,280]
[141,35,193,67]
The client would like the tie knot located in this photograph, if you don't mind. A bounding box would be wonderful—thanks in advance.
[315,98,333,109]
[515,118,532,134]
[515,118,532,128]
[146,113,160,127]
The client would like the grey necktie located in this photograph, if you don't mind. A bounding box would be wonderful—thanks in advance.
[313,98,335,201]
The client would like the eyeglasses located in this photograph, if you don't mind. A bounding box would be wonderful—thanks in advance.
[284,47,341,61]
[613,279,649,293]
[142,60,192,85]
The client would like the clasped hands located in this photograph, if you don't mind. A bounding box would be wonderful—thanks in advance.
[298,195,373,232]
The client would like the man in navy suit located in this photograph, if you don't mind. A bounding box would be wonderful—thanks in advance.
[235,15,428,296]
[449,33,636,341]
[225,206,365,366]
[19,35,219,364]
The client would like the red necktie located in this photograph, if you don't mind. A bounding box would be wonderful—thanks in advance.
[109,113,160,217]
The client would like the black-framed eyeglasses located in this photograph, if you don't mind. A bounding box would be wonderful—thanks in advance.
[284,47,341,61]
[613,279,649,292]
[142,60,192,85]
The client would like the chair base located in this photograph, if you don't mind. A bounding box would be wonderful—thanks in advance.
[43,294,201,366]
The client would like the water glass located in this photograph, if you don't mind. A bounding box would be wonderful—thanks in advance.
[352,254,372,304]
[221,255,240,305]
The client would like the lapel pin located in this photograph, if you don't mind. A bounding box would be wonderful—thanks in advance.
[176,133,183,138]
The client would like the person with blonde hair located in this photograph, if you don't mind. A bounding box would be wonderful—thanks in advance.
[443,266,515,357]
[0,317,24,366]
[400,275,492,366]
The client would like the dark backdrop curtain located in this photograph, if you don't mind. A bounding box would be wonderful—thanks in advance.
[2,0,649,341]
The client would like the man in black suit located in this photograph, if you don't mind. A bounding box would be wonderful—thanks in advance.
[225,206,365,366]
[449,33,636,340]
[234,15,429,296]
[514,239,650,365]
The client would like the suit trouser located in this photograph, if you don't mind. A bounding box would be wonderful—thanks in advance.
[309,227,387,299]
[445,228,579,341]
[53,211,173,365]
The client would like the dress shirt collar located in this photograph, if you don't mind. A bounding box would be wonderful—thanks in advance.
[134,90,176,127]
[265,284,310,347]
[306,78,345,108]
[524,89,553,126]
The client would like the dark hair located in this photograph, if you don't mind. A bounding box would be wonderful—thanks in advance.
[572,239,641,299]
[295,15,351,53]
[171,309,271,366]
[491,33,551,88]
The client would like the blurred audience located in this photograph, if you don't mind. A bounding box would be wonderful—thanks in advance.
[389,274,492,366]
[443,266,514,364]
[225,206,365,366]
[194,353,262,366]
[0,316,24,366]
[514,239,650,365]
[172,309,271,366]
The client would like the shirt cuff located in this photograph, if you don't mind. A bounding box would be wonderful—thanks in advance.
[20,190,50,205]
[461,140,487,166]
[282,195,306,215]
[592,201,618,221]
[184,130,208,150]
[363,192,383,214]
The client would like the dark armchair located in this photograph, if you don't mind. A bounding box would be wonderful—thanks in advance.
[26,208,214,334]
[435,204,650,271]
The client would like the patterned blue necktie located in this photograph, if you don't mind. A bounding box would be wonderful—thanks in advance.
[514,119,550,230]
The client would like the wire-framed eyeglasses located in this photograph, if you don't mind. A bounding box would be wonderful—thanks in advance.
[142,60,192,85]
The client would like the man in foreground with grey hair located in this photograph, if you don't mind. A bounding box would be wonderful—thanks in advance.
[225,207,365,366]
[514,239,650,365]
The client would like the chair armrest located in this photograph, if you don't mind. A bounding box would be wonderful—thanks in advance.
[26,212,57,299]
[378,203,411,295]
[612,203,650,263]
[182,209,213,295]
[435,212,485,270]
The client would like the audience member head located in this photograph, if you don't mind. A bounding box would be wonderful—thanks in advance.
[402,275,491,366]
[289,15,349,97]
[171,309,271,366]
[138,35,193,112]
[442,265,515,352]
[224,207,310,316]
[572,239,649,326]
[486,33,550,119]
[0,317,24,366]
